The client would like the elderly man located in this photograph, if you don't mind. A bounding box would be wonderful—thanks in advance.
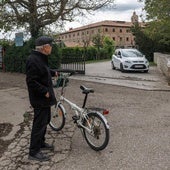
[26,36,58,162]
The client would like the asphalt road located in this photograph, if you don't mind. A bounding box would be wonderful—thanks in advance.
[0,62,169,170]
[72,61,169,90]
[53,62,170,170]
[52,80,170,170]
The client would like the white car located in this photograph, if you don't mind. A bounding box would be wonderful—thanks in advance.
[111,48,149,72]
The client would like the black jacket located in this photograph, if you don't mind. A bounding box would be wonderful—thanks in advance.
[26,50,57,108]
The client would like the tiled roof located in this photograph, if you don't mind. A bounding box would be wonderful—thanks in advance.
[60,20,145,34]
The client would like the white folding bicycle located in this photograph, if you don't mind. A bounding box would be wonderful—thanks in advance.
[50,72,110,151]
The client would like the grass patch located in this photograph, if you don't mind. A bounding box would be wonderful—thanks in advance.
[149,62,157,66]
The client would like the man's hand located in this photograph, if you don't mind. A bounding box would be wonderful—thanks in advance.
[55,71,59,77]
[45,92,50,98]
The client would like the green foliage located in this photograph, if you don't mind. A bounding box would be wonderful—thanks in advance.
[49,44,61,69]
[91,34,115,59]
[92,33,104,50]
[84,46,97,60]
[131,23,155,61]
[144,21,170,52]
[4,39,61,73]
[3,38,114,73]
[0,39,10,48]
[137,0,170,53]
[103,36,115,58]
[144,0,169,21]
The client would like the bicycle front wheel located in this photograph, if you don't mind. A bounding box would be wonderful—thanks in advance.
[49,103,66,131]
[83,112,109,151]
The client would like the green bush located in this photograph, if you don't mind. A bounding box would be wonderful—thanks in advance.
[4,40,114,73]
[84,47,97,60]
[4,39,61,73]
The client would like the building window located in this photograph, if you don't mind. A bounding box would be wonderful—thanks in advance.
[82,32,84,35]
[77,32,79,36]
[112,28,115,32]
[120,37,122,41]
[120,29,122,33]
[112,37,115,41]
[126,29,130,33]
[69,34,71,38]
[87,31,89,34]
[105,28,108,32]
[73,34,75,37]
[126,37,129,41]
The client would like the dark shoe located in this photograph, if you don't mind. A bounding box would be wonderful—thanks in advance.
[28,151,50,162]
[41,142,54,151]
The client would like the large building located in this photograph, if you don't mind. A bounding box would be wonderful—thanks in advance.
[57,12,143,48]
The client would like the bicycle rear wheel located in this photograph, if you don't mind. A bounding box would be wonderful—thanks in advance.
[83,112,109,151]
[49,103,66,131]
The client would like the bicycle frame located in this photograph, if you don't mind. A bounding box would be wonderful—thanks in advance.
[59,94,109,129]
[59,95,93,133]
[51,72,110,151]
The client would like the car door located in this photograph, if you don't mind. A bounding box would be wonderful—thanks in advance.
[113,50,121,69]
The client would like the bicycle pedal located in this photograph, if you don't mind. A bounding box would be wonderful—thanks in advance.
[72,115,80,121]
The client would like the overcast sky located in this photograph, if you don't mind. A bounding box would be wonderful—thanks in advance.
[0,0,145,40]
[64,0,145,30]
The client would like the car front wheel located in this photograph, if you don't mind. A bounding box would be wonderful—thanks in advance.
[111,61,115,70]
[120,63,124,72]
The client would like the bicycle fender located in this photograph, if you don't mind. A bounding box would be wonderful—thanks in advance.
[91,111,110,129]
[57,102,67,118]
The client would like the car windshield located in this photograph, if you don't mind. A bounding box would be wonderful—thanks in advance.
[122,49,143,58]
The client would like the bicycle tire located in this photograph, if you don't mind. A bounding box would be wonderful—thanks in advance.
[49,103,66,131]
[83,112,109,151]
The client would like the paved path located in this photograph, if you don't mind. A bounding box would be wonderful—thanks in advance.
[72,61,170,90]
[0,62,169,170]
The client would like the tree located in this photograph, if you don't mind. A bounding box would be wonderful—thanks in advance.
[131,23,155,61]
[0,0,115,38]
[103,36,115,58]
[92,33,115,59]
[92,32,104,59]
[139,0,170,52]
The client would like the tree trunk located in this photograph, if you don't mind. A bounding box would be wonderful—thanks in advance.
[30,23,41,38]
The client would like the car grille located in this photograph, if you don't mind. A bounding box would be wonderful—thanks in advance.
[133,61,144,63]
[130,64,146,69]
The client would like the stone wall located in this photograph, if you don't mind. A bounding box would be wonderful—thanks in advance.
[154,52,170,84]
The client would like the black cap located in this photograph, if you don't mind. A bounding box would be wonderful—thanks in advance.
[35,36,53,46]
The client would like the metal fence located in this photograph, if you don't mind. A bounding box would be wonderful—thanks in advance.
[4,55,85,74]
[60,55,85,74]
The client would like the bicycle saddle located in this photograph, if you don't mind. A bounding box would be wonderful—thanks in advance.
[80,85,94,94]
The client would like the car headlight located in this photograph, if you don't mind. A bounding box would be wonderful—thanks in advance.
[145,60,149,64]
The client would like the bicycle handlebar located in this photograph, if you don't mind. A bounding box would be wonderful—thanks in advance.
[55,69,76,75]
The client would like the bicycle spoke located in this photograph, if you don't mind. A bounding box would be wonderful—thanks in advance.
[83,112,109,151]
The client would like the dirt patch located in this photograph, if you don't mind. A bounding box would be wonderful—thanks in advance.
[0,72,26,90]
[0,123,13,157]
[0,123,13,137]
[0,72,27,157]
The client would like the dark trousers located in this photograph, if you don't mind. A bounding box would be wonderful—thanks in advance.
[29,107,51,156]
